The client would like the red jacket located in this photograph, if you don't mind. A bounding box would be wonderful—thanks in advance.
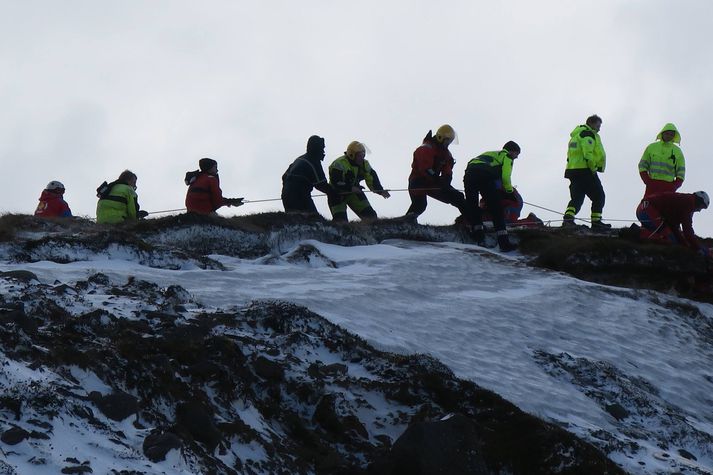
[408,132,455,188]
[645,192,700,249]
[35,190,72,217]
[185,173,226,214]
[640,171,682,198]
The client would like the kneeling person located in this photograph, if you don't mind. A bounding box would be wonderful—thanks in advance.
[636,191,710,255]
[328,141,390,222]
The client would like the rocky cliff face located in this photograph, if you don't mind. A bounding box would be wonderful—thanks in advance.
[1,213,710,474]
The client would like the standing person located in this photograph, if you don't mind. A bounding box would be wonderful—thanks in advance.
[96,170,147,224]
[463,141,521,251]
[184,158,243,215]
[636,191,710,256]
[34,181,72,218]
[405,124,468,222]
[562,114,609,229]
[281,135,338,215]
[328,141,390,222]
[638,123,685,198]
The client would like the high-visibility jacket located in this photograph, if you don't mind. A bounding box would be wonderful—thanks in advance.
[328,155,384,194]
[565,124,606,176]
[96,183,138,224]
[638,123,685,196]
[185,172,226,214]
[35,190,72,218]
[466,150,515,192]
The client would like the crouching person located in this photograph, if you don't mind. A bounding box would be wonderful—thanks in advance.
[35,181,72,217]
[96,170,148,224]
[185,158,243,215]
[463,141,522,251]
[328,141,390,222]
[636,191,710,256]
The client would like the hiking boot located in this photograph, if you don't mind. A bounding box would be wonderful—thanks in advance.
[468,227,486,245]
[561,216,577,228]
[497,235,517,252]
[591,220,612,230]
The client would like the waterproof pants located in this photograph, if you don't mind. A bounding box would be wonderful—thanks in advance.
[281,181,318,214]
[565,173,605,221]
[329,191,376,222]
[464,170,506,232]
[407,182,467,218]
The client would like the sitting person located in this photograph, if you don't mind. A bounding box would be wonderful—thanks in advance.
[636,191,710,256]
[96,170,147,224]
[34,181,72,218]
[185,158,243,215]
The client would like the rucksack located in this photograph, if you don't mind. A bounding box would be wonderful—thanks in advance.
[184,170,201,186]
[96,181,115,199]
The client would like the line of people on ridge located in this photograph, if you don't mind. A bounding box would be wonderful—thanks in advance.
[33,115,710,255]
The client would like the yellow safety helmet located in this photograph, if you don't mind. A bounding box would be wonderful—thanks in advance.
[346,141,369,159]
[435,124,457,145]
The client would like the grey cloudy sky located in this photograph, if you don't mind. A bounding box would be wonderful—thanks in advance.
[3,0,713,233]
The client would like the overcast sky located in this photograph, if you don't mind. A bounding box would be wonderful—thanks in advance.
[3,0,713,234]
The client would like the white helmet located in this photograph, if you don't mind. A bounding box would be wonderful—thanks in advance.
[46,180,65,191]
[694,191,709,209]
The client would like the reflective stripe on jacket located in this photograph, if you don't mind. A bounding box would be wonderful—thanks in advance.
[565,124,606,174]
[467,150,514,192]
[328,155,384,193]
[96,183,138,224]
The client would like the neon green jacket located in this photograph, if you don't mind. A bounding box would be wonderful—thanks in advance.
[328,155,384,194]
[96,183,138,224]
[638,123,685,182]
[467,150,515,192]
[565,124,606,174]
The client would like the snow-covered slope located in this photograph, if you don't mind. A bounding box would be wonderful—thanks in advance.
[1,219,712,474]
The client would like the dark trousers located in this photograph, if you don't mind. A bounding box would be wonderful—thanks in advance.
[407,183,466,217]
[464,170,506,232]
[281,182,318,214]
[565,172,605,216]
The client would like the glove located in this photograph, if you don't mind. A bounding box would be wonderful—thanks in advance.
[137,210,149,219]
[225,198,244,207]
[351,185,364,193]
[377,190,391,198]
[503,191,517,202]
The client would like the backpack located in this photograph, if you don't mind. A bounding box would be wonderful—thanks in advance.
[96,181,115,199]
[184,170,201,186]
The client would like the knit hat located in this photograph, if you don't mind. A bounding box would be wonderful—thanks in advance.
[199,158,218,172]
[503,141,521,154]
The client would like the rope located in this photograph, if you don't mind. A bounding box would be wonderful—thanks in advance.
[143,188,645,225]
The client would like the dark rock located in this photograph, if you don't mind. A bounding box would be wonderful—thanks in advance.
[90,391,138,422]
[605,403,629,421]
[143,430,182,462]
[313,394,344,435]
[1,426,30,445]
[175,401,221,450]
[0,270,38,282]
[678,448,697,461]
[253,356,284,382]
[60,465,92,474]
[370,414,488,475]
[0,396,22,420]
